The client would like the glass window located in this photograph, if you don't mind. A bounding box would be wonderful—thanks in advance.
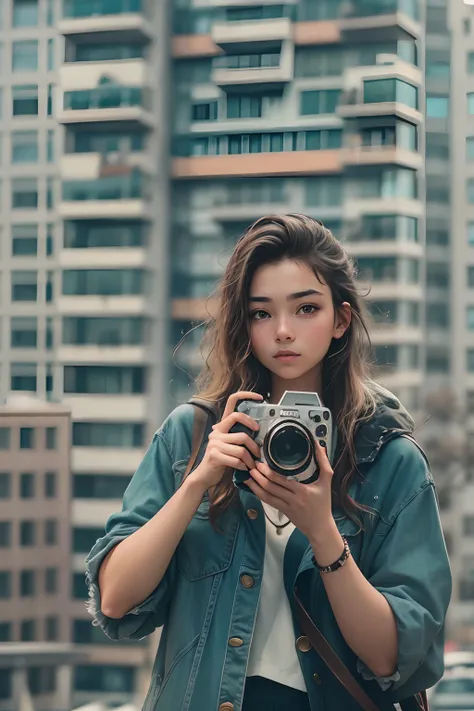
[0,522,11,547]
[426,132,449,159]
[295,47,343,77]
[21,619,36,641]
[20,569,35,596]
[12,224,38,255]
[74,665,135,694]
[12,40,38,72]
[468,307,474,330]
[11,130,38,164]
[72,422,144,448]
[11,317,37,348]
[20,472,34,496]
[192,101,218,121]
[13,363,37,392]
[357,257,397,282]
[45,472,56,498]
[0,572,11,599]
[28,667,56,695]
[427,262,449,288]
[75,42,144,62]
[0,430,11,450]
[20,430,35,450]
[226,95,262,119]
[64,365,145,394]
[47,83,53,116]
[13,0,38,27]
[12,84,38,115]
[0,474,10,498]
[45,520,57,545]
[305,177,343,206]
[468,223,474,246]
[11,271,37,301]
[47,0,54,25]
[468,266,474,288]
[62,269,145,296]
[47,38,54,71]
[73,474,131,499]
[468,93,474,116]
[300,89,340,115]
[73,527,105,554]
[63,316,145,346]
[45,616,58,640]
[12,178,38,209]
[64,220,145,248]
[364,78,417,109]
[73,572,88,600]
[427,95,449,118]
[45,428,56,449]
[0,623,11,642]
[47,130,54,162]
[468,179,474,204]
[20,520,35,546]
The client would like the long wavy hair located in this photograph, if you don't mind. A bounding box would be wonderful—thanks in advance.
[188,214,378,528]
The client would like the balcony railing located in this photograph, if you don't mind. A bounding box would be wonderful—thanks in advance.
[340,0,419,21]
[62,169,148,202]
[63,86,149,112]
[63,0,142,18]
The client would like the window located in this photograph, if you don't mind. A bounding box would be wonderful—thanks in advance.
[357,257,397,282]
[427,95,449,118]
[12,363,37,392]
[469,223,474,246]
[0,430,10,450]
[426,133,449,160]
[11,271,37,301]
[12,224,38,255]
[45,616,58,640]
[214,52,280,70]
[62,269,144,296]
[0,623,11,642]
[20,428,35,451]
[0,474,10,498]
[226,95,262,119]
[427,262,449,288]
[47,38,54,71]
[28,667,55,695]
[72,422,144,448]
[45,568,57,594]
[191,101,218,121]
[73,572,88,600]
[63,316,144,346]
[74,474,131,499]
[45,317,53,349]
[13,0,38,27]
[21,619,36,641]
[427,229,449,246]
[20,520,36,546]
[64,220,145,248]
[20,569,36,596]
[12,84,38,116]
[74,665,135,693]
[12,40,38,72]
[468,179,474,204]
[0,522,11,547]
[47,224,54,255]
[295,47,343,77]
[300,89,341,115]
[20,472,35,496]
[45,472,56,497]
[364,79,417,109]
[358,215,418,242]
[45,520,57,545]
[46,271,54,302]
[73,527,105,554]
[11,317,37,348]
[47,129,54,162]
[47,83,53,116]
[64,366,145,394]
[11,130,38,164]
[428,304,449,328]
[305,177,343,206]
[12,178,38,209]
[75,42,144,62]
[0,572,11,599]
[468,307,474,330]
[45,427,57,450]
[47,177,54,209]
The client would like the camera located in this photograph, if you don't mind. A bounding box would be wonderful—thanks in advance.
[231,391,334,489]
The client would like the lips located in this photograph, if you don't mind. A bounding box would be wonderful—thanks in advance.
[274,350,300,358]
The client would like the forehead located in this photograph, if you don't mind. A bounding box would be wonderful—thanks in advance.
[250,259,330,296]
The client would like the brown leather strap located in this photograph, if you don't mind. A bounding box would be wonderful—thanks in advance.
[183,398,219,480]
[294,588,382,711]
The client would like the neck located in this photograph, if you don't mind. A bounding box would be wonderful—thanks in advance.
[270,367,323,403]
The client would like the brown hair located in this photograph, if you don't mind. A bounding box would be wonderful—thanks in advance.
[186,215,378,527]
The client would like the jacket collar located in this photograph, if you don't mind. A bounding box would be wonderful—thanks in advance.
[353,383,415,465]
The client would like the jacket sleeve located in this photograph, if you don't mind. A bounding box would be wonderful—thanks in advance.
[84,429,180,641]
[357,479,452,700]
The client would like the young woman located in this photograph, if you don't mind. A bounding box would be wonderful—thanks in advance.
[86,215,451,711]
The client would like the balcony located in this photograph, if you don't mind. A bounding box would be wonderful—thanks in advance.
[342,144,422,171]
[59,168,151,220]
[59,84,154,127]
[212,46,293,93]
[212,17,292,53]
[339,0,421,40]
[60,150,153,183]
[59,0,152,42]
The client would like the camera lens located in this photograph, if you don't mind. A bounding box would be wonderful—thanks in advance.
[315,425,327,438]
[268,425,311,471]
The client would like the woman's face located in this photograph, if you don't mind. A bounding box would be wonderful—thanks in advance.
[248,259,351,395]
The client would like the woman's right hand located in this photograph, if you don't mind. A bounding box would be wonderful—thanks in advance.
[193,391,263,490]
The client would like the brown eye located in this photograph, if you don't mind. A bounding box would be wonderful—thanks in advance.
[298,304,318,315]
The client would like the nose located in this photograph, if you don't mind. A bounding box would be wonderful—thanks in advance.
[275,318,295,343]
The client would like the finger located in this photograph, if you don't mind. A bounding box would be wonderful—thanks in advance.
[221,432,261,459]
[220,442,255,472]
[255,461,299,493]
[246,476,289,511]
[215,410,259,435]
[249,466,294,502]
[222,391,263,420]
[314,440,333,477]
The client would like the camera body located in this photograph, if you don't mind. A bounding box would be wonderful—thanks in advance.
[231,391,334,489]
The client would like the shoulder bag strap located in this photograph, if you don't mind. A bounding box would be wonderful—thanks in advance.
[182,398,219,480]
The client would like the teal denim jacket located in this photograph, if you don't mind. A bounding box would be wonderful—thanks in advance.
[85,387,451,711]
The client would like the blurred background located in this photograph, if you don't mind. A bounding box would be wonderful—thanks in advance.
[0,0,469,708]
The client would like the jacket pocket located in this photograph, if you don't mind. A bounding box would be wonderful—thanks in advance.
[143,633,200,710]
[334,514,364,564]
[177,509,240,581]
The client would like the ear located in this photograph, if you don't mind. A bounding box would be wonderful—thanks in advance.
[333,301,351,339]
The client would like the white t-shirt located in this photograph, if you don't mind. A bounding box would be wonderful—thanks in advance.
[247,502,307,692]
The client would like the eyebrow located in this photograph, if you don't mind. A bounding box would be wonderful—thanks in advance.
[248,289,324,303]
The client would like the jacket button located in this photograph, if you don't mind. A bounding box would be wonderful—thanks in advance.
[296,636,312,652]
[247,508,258,519]
[240,574,255,588]
[219,703,234,711]
[313,672,322,685]
[228,637,244,647]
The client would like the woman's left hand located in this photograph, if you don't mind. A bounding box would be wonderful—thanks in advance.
[245,440,335,545]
